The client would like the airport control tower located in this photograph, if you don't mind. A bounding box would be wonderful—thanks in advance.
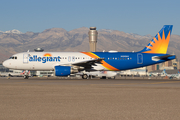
[88,27,98,52]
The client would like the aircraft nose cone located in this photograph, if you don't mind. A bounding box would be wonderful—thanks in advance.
[2,60,8,68]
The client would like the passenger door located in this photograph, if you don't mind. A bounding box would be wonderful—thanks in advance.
[137,53,143,64]
[23,54,29,64]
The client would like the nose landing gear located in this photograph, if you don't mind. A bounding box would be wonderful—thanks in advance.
[24,75,29,79]
[23,70,30,79]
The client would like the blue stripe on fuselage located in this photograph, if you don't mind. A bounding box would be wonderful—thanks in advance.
[92,52,175,70]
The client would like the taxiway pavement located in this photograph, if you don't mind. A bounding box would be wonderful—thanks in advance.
[0,77,180,120]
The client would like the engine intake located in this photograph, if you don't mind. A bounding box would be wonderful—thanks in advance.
[55,66,71,76]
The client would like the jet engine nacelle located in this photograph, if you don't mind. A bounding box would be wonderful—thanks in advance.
[55,66,71,76]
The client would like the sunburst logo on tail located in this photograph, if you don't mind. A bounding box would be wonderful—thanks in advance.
[140,25,173,54]
[143,30,171,54]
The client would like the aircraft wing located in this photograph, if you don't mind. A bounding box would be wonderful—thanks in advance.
[72,58,104,68]
[58,58,104,69]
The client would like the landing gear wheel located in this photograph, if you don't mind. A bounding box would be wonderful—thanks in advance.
[101,76,106,79]
[82,74,88,79]
[24,75,29,79]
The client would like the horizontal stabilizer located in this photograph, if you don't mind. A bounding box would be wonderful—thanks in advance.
[153,55,176,60]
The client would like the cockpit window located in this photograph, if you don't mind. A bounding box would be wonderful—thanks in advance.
[9,56,17,59]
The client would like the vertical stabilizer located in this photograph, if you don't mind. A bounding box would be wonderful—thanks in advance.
[139,25,173,54]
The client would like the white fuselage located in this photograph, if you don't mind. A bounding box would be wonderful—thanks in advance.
[3,52,106,71]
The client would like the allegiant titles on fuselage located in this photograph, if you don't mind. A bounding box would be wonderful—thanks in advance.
[29,55,61,63]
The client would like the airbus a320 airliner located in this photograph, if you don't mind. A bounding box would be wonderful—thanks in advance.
[3,25,176,79]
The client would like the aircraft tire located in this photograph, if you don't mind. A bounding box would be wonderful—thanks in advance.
[24,75,29,79]
[101,76,106,79]
[82,74,88,79]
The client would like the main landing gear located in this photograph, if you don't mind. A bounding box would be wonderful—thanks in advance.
[82,74,88,79]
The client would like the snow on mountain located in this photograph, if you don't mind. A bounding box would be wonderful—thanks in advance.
[3,29,23,34]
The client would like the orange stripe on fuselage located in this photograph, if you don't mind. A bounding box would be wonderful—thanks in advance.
[81,52,119,71]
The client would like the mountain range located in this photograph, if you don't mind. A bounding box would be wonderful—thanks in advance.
[0,27,179,62]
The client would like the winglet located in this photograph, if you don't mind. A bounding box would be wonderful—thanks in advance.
[139,25,173,54]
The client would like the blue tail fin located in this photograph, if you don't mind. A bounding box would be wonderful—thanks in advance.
[139,25,173,54]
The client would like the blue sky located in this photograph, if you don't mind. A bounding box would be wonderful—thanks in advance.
[0,0,179,35]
